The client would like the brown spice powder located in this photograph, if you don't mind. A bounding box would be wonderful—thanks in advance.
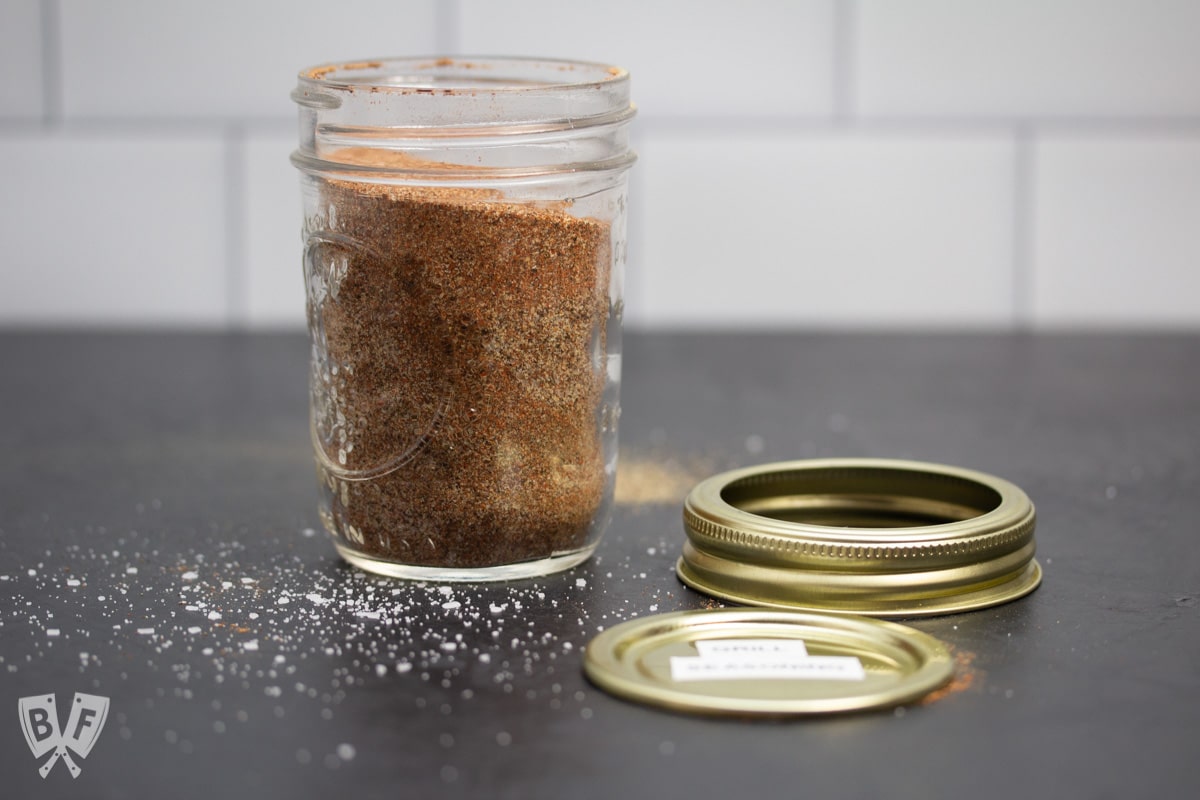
[918,646,983,705]
[614,451,718,509]
[309,179,611,569]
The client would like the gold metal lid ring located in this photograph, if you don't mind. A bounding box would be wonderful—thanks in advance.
[678,458,1041,617]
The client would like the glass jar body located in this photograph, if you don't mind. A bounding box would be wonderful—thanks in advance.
[292,58,633,581]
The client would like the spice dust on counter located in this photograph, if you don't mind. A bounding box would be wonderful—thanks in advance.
[918,647,983,705]
[613,449,718,509]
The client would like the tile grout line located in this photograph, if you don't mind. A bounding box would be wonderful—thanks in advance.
[832,0,856,123]
[1012,125,1035,329]
[3,114,1200,137]
[629,115,1200,138]
[224,126,249,329]
[40,0,62,125]
[435,0,461,54]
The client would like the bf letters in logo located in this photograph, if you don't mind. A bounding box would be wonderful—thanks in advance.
[18,693,110,779]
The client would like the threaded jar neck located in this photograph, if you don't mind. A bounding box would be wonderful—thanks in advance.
[292,57,636,180]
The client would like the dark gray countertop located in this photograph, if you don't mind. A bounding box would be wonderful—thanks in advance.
[1,331,1197,799]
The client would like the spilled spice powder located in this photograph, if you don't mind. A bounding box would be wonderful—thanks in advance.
[919,647,983,705]
[614,450,717,509]
[307,179,611,568]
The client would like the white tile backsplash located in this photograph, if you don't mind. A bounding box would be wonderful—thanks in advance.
[0,133,228,325]
[632,131,1015,327]
[855,0,1200,117]
[1033,134,1200,328]
[245,132,306,328]
[59,0,438,119]
[458,0,835,117]
[0,0,43,119]
[1,0,1197,329]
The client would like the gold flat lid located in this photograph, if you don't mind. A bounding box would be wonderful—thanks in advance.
[583,609,954,715]
[678,458,1041,617]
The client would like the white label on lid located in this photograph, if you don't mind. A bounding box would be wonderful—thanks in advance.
[693,639,809,658]
[670,638,865,683]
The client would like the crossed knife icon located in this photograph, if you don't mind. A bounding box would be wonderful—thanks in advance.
[18,693,110,779]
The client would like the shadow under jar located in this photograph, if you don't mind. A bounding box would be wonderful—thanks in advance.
[291,57,635,581]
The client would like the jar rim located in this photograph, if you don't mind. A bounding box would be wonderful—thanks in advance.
[296,56,629,97]
[292,55,634,178]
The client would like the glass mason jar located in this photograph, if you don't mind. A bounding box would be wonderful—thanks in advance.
[291,57,635,581]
